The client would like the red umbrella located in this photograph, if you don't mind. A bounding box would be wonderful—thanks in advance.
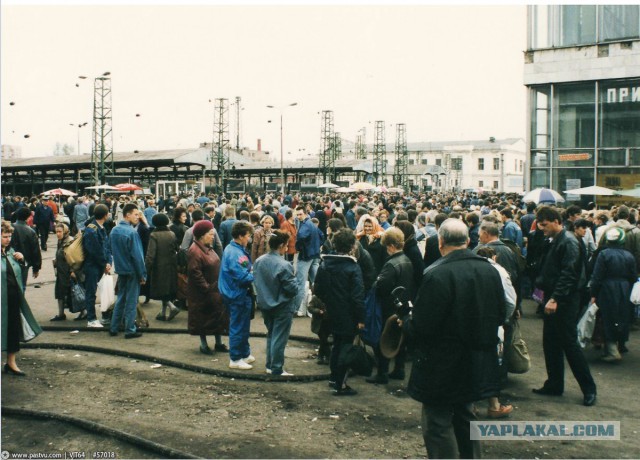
[41,188,77,196]
[114,183,142,191]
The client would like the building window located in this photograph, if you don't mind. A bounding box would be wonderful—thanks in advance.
[519,160,524,172]
[421,159,428,165]
[408,159,415,165]
[493,181,499,190]
[451,158,462,170]
[555,83,596,149]
[435,159,442,166]
[600,5,640,41]
[479,181,484,188]
[478,158,484,170]
[599,79,640,149]
[493,158,500,170]
[560,5,597,47]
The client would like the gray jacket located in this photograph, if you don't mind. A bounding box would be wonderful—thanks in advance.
[253,251,298,311]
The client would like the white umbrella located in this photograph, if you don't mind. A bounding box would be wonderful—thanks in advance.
[564,185,617,196]
[522,188,565,204]
[335,187,355,193]
[351,182,375,191]
[616,188,640,198]
[318,182,339,189]
[85,184,119,190]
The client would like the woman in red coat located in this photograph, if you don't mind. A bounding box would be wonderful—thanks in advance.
[187,220,229,355]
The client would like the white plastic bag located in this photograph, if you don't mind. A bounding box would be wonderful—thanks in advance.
[630,279,640,305]
[577,302,599,348]
[97,274,115,312]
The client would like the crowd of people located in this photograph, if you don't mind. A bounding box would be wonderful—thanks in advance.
[2,188,640,457]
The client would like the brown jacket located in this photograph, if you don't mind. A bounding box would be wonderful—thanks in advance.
[186,240,229,335]
[280,220,297,255]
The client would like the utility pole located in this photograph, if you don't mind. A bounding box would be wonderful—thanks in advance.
[393,123,408,190]
[235,96,241,150]
[211,98,230,193]
[318,110,335,183]
[355,127,367,160]
[373,121,386,186]
[91,76,113,185]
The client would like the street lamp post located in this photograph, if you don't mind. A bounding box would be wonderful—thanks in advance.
[267,102,298,195]
[69,122,88,155]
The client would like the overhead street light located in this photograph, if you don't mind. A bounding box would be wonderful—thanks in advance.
[266,102,298,195]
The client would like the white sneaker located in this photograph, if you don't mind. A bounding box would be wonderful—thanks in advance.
[229,360,253,370]
[87,320,104,328]
[243,355,256,364]
[278,370,294,377]
[265,368,272,374]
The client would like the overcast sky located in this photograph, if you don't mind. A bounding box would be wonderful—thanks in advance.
[1,3,527,161]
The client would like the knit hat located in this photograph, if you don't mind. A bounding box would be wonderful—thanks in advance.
[605,227,626,245]
[192,219,214,239]
[152,213,170,228]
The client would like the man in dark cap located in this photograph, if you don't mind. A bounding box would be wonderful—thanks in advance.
[33,196,54,250]
[11,207,42,290]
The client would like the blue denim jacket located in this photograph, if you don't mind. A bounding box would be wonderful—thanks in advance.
[109,220,147,280]
[219,241,254,301]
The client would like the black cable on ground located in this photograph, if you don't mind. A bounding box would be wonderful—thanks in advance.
[2,407,200,459]
[41,326,321,344]
[21,342,331,383]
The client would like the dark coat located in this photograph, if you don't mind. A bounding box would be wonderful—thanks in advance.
[475,239,519,285]
[169,223,188,247]
[11,221,42,272]
[187,240,229,336]
[403,237,425,294]
[537,229,582,303]
[356,243,377,292]
[359,235,386,276]
[314,254,365,336]
[376,251,416,318]
[145,228,177,300]
[423,233,441,269]
[590,247,637,342]
[406,249,505,405]
[54,236,74,300]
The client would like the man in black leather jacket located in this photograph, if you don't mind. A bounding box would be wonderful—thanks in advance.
[533,206,597,407]
[10,207,42,290]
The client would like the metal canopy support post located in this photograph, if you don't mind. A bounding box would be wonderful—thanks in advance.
[91,76,114,185]
[373,120,386,186]
[394,123,408,189]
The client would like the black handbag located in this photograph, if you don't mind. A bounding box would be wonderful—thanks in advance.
[338,335,374,377]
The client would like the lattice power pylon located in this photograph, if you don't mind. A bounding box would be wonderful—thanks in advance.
[91,77,113,185]
[394,123,408,189]
[333,132,342,161]
[355,128,367,160]
[211,98,230,189]
[318,110,335,183]
[234,96,241,150]
[373,121,386,186]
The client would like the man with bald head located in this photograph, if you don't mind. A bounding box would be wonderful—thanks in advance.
[403,218,505,459]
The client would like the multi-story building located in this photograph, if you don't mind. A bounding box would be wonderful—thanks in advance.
[525,5,640,199]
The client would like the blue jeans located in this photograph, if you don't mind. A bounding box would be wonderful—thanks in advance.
[111,274,140,335]
[294,258,314,315]
[262,303,294,374]
[84,265,102,321]
[224,294,252,361]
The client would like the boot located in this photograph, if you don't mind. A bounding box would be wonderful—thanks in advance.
[601,342,622,362]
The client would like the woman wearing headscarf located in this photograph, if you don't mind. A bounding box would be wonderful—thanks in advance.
[251,214,274,262]
[187,220,229,355]
[590,227,637,362]
[355,214,386,276]
[2,220,42,375]
[51,222,76,321]
[146,213,180,322]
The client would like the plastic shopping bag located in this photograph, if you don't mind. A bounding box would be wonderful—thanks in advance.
[577,302,599,348]
[97,274,115,312]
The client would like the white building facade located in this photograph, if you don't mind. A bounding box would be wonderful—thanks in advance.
[525,5,640,201]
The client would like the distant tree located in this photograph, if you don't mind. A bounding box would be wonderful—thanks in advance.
[53,142,74,156]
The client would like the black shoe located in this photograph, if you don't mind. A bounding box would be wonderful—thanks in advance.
[155,312,167,321]
[388,369,405,380]
[167,307,180,321]
[50,314,67,322]
[334,385,357,396]
[200,345,214,355]
[328,380,336,388]
[143,297,150,305]
[124,332,143,339]
[3,364,26,376]
[532,387,563,396]
[316,356,329,365]
[583,393,597,407]
[214,343,229,353]
[365,374,389,385]
[109,331,118,337]
[619,344,629,354]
